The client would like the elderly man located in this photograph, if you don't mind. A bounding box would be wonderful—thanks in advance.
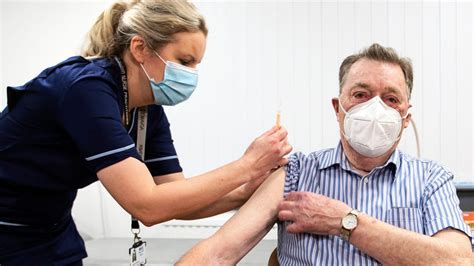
[177,43,472,265]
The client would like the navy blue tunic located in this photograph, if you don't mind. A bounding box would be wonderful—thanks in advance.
[0,56,182,264]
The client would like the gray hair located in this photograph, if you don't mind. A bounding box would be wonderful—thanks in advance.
[339,43,413,99]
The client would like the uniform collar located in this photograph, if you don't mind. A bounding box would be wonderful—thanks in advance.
[319,141,400,177]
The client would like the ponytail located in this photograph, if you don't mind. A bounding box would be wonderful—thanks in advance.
[82,0,207,58]
[82,2,130,57]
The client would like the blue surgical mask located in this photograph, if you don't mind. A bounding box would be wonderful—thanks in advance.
[140,51,198,106]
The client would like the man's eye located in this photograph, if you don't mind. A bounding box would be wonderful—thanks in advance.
[354,92,365,98]
[387,97,399,103]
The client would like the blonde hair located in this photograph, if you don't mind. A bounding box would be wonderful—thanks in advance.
[82,0,207,58]
[339,43,413,99]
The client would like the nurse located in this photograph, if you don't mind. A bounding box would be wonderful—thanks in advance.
[0,0,291,265]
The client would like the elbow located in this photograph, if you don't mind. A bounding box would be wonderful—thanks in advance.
[137,216,156,227]
[130,205,175,227]
[455,252,474,266]
[177,237,236,266]
[433,247,473,266]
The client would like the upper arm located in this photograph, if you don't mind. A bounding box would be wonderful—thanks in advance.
[153,172,185,185]
[423,166,472,240]
[58,78,141,172]
[97,157,156,220]
[180,167,286,264]
[143,106,182,176]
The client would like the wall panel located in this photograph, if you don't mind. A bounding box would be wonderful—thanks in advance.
[0,0,472,239]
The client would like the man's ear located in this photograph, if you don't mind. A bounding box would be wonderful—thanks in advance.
[331,97,340,122]
[403,113,412,129]
[331,97,339,113]
[403,103,412,129]
[129,35,148,64]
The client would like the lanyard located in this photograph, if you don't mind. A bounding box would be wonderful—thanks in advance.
[114,56,148,241]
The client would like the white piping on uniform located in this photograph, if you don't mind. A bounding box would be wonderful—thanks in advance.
[145,155,178,163]
[85,144,135,161]
[0,220,28,227]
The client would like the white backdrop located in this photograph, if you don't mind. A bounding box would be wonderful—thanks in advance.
[1,0,473,239]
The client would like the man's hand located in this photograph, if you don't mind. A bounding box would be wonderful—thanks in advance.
[277,191,351,235]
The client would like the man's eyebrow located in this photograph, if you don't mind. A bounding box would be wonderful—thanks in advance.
[351,82,371,90]
[385,86,403,96]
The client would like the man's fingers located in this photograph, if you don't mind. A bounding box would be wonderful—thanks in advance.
[285,191,303,201]
[278,210,294,221]
[286,223,303,234]
[278,200,294,211]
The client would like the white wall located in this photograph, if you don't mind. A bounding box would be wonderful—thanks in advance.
[1,0,473,239]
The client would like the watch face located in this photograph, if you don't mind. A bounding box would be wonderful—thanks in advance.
[342,214,357,229]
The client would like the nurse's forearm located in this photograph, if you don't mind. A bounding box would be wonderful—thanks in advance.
[152,172,250,220]
[177,172,274,219]
[176,187,248,220]
[98,157,254,226]
[145,159,253,224]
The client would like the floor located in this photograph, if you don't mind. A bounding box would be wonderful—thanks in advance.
[84,238,277,265]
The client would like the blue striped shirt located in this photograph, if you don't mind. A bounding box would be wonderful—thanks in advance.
[277,143,472,265]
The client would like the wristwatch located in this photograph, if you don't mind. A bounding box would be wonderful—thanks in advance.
[340,209,360,241]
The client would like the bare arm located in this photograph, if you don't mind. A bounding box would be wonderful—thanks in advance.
[98,126,291,226]
[176,168,286,265]
[351,215,473,265]
[153,172,269,220]
[279,192,473,265]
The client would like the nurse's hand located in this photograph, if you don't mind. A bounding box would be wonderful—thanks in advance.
[240,126,292,180]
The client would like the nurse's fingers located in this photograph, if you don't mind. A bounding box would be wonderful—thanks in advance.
[277,157,289,167]
[279,142,292,157]
[261,126,279,137]
[272,127,289,141]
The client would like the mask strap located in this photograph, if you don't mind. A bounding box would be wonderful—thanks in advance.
[154,51,167,65]
[140,64,153,81]
[338,98,348,114]
[394,108,412,142]
[401,109,410,120]
[337,99,351,141]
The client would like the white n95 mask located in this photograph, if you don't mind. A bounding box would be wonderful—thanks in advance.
[339,96,408,158]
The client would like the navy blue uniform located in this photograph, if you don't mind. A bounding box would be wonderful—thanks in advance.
[0,56,182,265]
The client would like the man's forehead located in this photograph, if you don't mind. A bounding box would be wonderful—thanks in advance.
[349,59,403,76]
[345,59,408,96]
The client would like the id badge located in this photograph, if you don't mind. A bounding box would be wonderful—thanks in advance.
[129,240,147,265]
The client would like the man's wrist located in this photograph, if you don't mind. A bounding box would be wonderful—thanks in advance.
[340,209,360,241]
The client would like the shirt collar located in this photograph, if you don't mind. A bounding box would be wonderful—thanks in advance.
[319,141,400,176]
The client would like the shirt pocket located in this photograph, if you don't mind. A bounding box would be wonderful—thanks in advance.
[385,207,424,234]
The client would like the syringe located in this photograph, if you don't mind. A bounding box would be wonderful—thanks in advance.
[276,99,282,128]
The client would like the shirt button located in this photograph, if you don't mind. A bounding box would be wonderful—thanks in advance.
[364,178,369,184]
